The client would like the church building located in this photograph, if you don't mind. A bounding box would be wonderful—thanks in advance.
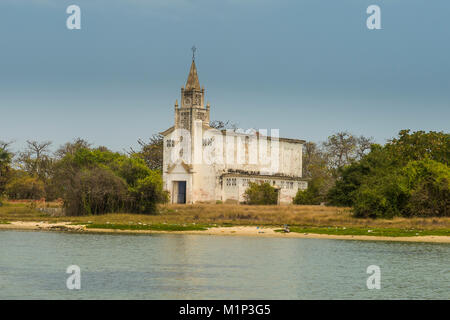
[161,56,307,204]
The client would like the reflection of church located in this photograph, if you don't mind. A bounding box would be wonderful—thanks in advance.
[160,56,307,204]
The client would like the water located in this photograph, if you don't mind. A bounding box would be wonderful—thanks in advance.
[0,230,448,299]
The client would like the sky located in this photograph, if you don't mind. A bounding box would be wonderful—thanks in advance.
[1,0,449,153]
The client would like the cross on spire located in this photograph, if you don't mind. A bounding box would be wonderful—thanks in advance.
[191,45,197,61]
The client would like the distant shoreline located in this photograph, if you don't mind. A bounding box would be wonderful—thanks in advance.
[1,221,449,243]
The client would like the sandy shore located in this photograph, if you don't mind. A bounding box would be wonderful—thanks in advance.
[1,221,449,243]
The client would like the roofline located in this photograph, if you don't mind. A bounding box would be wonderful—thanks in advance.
[161,126,306,144]
[221,172,306,181]
[219,129,305,144]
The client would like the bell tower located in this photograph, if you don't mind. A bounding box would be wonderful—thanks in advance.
[174,47,210,131]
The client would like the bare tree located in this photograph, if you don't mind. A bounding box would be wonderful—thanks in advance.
[321,131,375,173]
[210,120,238,130]
[17,140,53,179]
[355,135,374,159]
[26,140,52,160]
[130,134,164,171]
[322,132,358,170]
[0,140,14,151]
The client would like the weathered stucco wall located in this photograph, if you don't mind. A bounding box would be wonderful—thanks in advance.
[163,126,307,204]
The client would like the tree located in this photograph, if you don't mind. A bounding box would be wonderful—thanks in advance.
[131,134,164,171]
[17,140,53,180]
[128,172,168,213]
[403,159,450,217]
[302,142,334,203]
[322,132,374,171]
[0,140,14,151]
[293,179,322,205]
[209,120,237,130]
[55,138,91,159]
[0,144,12,196]
[302,142,325,178]
[386,129,449,165]
[328,130,450,217]
[322,132,358,170]
[5,173,46,200]
[53,146,167,215]
[244,182,278,205]
[64,167,128,216]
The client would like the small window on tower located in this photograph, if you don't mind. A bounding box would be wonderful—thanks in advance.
[166,139,174,148]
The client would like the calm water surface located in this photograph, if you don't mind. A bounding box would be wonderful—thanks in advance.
[0,230,448,299]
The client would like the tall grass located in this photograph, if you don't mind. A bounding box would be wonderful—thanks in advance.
[1,201,450,230]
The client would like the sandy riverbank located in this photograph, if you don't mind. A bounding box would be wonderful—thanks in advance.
[1,221,449,243]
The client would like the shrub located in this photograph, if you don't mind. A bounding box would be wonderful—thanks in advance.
[0,147,12,195]
[352,174,409,218]
[293,179,321,205]
[352,159,450,218]
[128,171,168,214]
[64,167,128,216]
[408,178,449,217]
[403,159,450,217]
[54,148,168,216]
[244,182,278,205]
[5,174,46,200]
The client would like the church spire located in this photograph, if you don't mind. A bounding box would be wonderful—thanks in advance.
[185,46,200,90]
[185,60,200,90]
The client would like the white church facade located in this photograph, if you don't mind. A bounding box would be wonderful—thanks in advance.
[161,58,307,204]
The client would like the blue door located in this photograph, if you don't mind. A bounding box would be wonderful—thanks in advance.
[177,181,186,204]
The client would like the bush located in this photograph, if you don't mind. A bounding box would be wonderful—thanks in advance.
[128,171,168,214]
[0,148,12,195]
[293,179,321,205]
[54,148,168,216]
[5,174,46,200]
[408,178,449,217]
[352,174,410,218]
[403,159,450,217]
[64,167,128,216]
[244,182,278,205]
[352,159,450,218]
[327,130,449,217]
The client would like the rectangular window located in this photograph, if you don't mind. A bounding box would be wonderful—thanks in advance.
[202,137,214,147]
[166,139,174,147]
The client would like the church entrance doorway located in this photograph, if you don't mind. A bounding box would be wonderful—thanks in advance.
[173,181,187,204]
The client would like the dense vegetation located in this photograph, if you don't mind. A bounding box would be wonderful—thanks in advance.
[297,130,449,218]
[1,128,448,218]
[0,139,167,215]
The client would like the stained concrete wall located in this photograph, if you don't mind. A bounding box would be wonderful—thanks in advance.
[162,121,306,204]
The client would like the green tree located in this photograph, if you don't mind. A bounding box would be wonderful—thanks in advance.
[64,167,128,216]
[5,172,46,200]
[244,182,278,205]
[52,146,167,215]
[352,172,410,218]
[293,178,322,205]
[403,159,450,217]
[0,144,12,198]
[327,130,450,211]
[129,172,168,214]
[387,130,449,165]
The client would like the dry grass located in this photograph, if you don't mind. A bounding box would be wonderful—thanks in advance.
[1,201,449,230]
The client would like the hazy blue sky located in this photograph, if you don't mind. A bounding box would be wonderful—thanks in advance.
[1,0,449,153]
